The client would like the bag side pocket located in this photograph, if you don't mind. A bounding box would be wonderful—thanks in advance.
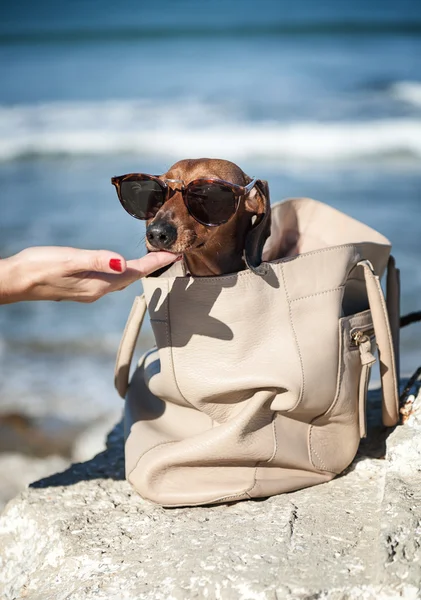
[309,310,374,474]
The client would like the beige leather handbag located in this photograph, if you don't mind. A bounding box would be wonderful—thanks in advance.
[115,198,400,507]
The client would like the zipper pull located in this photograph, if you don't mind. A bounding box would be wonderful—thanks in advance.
[354,332,376,439]
[355,333,376,366]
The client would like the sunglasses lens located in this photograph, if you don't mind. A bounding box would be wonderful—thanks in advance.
[119,179,165,219]
[186,184,237,226]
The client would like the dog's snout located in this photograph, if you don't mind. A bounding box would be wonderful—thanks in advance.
[146,220,177,250]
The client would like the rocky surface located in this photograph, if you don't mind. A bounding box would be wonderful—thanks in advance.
[0,386,420,600]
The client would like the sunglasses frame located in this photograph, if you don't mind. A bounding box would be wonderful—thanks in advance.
[111,173,258,227]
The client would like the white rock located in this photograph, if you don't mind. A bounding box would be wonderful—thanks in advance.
[0,387,420,599]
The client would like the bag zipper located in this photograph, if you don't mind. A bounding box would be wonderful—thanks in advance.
[350,327,376,366]
[350,326,375,347]
[351,326,376,439]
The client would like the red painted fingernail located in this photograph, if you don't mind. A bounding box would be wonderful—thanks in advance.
[109,258,122,272]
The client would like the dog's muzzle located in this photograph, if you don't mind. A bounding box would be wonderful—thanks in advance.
[146,220,178,250]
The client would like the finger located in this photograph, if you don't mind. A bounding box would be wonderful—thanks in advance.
[126,252,180,277]
[68,250,128,274]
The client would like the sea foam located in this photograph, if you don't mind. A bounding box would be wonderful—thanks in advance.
[0,98,420,164]
[391,81,421,108]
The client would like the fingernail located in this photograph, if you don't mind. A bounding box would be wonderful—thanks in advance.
[109,258,122,272]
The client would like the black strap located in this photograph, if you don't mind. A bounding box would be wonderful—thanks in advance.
[400,311,421,328]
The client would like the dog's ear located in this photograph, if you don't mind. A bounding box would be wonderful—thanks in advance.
[244,179,268,215]
[244,180,271,275]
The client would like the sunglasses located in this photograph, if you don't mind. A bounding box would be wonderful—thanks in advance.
[111,173,258,227]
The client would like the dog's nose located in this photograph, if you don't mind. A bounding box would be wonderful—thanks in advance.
[146,221,177,250]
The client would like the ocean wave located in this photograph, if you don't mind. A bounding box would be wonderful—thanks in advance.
[391,81,421,108]
[0,99,420,164]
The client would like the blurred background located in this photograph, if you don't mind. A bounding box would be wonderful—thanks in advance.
[0,0,420,507]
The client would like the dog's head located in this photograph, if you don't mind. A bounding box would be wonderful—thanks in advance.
[145,158,271,275]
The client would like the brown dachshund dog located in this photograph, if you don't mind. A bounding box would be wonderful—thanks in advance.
[113,159,271,277]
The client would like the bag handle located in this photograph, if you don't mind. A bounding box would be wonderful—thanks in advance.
[114,294,147,399]
[357,259,399,426]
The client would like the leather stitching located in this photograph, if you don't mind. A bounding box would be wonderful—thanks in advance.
[268,416,278,463]
[246,466,259,497]
[247,413,278,497]
[315,316,346,420]
[308,426,317,470]
[127,440,177,479]
[308,426,328,471]
[280,263,304,409]
[165,282,195,409]
[168,491,251,506]
[289,286,344,303]
[216,467,265,503]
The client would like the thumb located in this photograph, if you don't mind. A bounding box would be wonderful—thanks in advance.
[69,249,127,274]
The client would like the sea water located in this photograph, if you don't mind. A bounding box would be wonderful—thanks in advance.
[0,0,420,420]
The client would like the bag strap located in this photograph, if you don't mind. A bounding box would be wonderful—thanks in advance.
[114,294,147,399]
[357,259,399,426]
[386,255,400,389]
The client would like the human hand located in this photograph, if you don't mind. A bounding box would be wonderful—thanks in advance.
[0,246,179,304]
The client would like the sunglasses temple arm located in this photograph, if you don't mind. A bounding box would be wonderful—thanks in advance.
[244,177,258,194]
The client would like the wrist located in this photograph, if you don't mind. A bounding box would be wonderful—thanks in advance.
[0,253,32,304]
